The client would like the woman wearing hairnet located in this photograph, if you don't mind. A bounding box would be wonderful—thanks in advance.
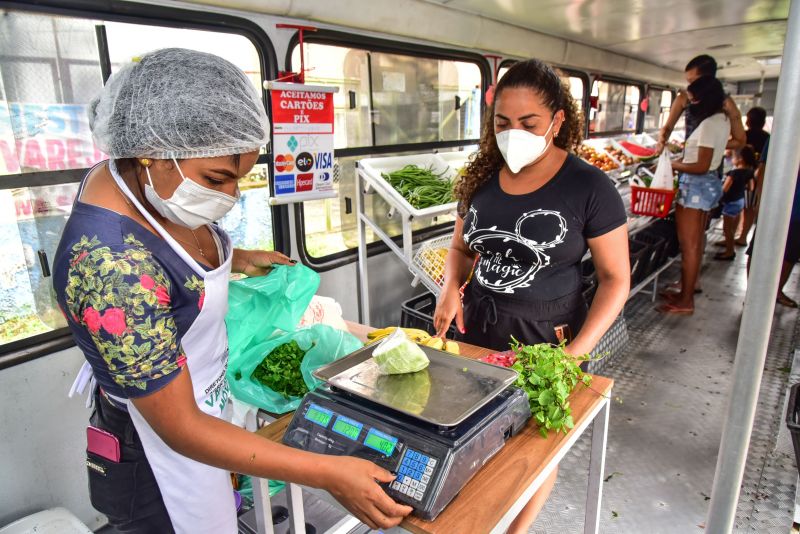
[52,48,411,533]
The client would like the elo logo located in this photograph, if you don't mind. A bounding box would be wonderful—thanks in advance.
[296,152,314,172]
[319,171,331,183]
[296,173,314,192]
[275,154,294,172]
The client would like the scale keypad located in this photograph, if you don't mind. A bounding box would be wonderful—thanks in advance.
[390,449,437,502]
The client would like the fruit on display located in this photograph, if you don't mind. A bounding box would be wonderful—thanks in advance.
[576,144,620,172]
[619,140,657,160]
[418,247,448,287]
[606,148,635,167]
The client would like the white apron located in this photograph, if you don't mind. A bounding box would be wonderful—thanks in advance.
[71,161,237,533]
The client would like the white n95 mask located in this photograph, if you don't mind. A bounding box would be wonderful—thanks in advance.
[144,158,239,229]
[495,120,555,173]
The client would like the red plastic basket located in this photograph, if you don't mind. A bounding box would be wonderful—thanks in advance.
[630,186,676,218]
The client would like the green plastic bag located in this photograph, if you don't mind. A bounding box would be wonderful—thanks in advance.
[228,324,362,413]
[226,265,320,357]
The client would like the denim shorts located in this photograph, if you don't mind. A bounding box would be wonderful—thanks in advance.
[722,198,745,217]
[677,172,723,211]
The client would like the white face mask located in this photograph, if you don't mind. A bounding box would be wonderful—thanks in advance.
[144,158,239,229]
[495,119,555,174]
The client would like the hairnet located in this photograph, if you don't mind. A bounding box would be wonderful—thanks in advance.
[89,48,270,160]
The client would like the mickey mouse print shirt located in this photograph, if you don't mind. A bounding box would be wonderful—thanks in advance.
[463,154,627,300]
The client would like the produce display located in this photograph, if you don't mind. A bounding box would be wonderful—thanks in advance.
[368,326,460,355]
[381,164,455,209]
[619,140,657,161]
[576,144,620,172]
[508,339,592,438]
[372,329,430,375]
[480,350,516,367]
[252,340,309,398]
[418,247,448,287]
[606,147,635,167]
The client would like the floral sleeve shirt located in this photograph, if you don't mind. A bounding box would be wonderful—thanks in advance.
[53,200,215,400]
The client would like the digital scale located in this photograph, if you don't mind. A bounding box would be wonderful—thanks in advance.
[282,343,531,520]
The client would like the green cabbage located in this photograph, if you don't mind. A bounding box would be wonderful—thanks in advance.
[373,371,432,415]
[372,330,430,375]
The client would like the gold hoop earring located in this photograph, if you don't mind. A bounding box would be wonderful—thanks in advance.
[139,158,152,167]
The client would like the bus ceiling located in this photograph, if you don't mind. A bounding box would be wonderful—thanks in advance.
[188,0,786,84]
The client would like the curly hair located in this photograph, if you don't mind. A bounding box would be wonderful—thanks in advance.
[454,59,584,217]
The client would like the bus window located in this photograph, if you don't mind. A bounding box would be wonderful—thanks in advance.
[589,80,640,134]
[563,76,585,113]
[291,44,372,149]
[0,9,272,350]
[644,88,673,131]
[292,42,481,260]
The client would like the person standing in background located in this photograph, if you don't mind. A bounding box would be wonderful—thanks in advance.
[737,107,771,246]
[715,145,757,261]
[746,139,800,308]
[658,76,729,315]
[658,54,746,151]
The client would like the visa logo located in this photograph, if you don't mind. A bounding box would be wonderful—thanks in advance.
[314,152,333,170]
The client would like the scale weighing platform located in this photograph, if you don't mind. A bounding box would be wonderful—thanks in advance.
[282,344,531,520]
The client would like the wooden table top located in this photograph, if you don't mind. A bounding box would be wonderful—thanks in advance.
[257,321,614,534]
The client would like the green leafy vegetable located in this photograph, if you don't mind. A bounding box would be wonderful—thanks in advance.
[372,329,430,375]
[381,165,455,209]
[252,340,309,398]
[509,338,593,438]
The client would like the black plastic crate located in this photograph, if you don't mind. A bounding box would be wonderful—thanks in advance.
[646,218,679,258]
[400,292,457,337]
[633,232,667,273]
[629,238,654,286]
[786,382,800,477]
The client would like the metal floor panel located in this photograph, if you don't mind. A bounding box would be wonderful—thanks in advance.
[532,233,800,534]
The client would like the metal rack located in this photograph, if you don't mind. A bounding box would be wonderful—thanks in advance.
[355,151,471,325]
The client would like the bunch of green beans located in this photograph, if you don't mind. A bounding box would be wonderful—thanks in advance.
[381,164,455,209]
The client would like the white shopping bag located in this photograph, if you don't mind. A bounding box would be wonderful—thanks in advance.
[651,150,674,189]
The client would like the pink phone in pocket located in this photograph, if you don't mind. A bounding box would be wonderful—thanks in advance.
[87,426,121,463]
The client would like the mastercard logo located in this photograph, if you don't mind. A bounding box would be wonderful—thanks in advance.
[275,154,294,172]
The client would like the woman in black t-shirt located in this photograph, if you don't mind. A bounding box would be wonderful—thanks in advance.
[433,58,630,534]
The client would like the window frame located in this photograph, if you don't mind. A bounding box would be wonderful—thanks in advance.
[496,59,590,136]
[286,30,490,271]
[0,0,280,363]
[588,75,646,137]
[642,84,674,132]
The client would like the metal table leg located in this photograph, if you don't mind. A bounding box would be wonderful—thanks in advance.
[355,168,370,325]
[584,398,610,534]
[287,482,306,534]
[253,477,276,534]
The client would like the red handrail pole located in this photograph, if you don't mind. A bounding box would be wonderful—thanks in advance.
[276,24,317,83]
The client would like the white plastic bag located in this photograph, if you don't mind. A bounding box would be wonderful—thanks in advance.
[297,296,348,331]
[651,150,674,190]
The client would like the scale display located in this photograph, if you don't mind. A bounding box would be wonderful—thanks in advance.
[332,415,363,440]
[364,428,398,456]
[304,403,333,427]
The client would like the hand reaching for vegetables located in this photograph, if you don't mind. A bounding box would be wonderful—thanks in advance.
[323,456,413,529]
[232,248,296,276]
[433,285,465,337]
